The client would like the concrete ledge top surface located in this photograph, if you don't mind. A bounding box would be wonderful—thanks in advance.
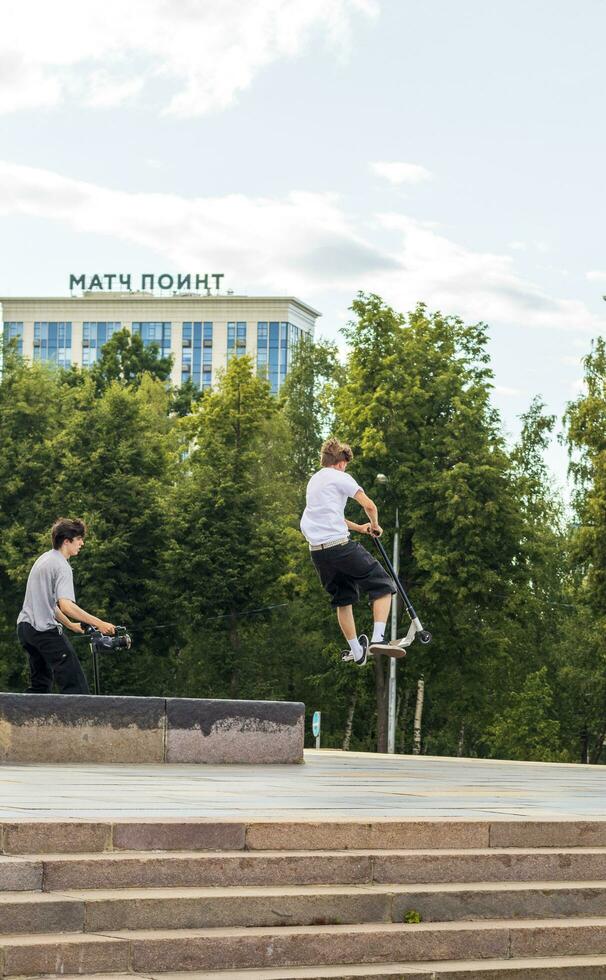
[165,698,304,732]
[0,749,605,821]
[0,692,303,725]
[0,692,166,728]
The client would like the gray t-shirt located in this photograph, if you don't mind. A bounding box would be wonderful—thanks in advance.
[17,549,76,631]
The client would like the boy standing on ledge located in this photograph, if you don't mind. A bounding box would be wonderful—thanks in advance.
[17,517,116,694]
[300,437,401,665]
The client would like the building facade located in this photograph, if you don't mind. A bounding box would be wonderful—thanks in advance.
[0,292,320,394]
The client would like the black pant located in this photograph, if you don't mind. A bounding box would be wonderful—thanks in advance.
[311,540,396,608]
[17,622,90,695]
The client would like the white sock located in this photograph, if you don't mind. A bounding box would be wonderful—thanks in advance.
[372,621,387,643]
[348,637,363,659]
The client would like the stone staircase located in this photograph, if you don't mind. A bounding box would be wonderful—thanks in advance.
[2,819,606,978]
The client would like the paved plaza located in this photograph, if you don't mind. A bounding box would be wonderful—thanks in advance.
[0,749,605,821]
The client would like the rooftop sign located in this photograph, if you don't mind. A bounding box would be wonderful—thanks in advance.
[69,273,225,292]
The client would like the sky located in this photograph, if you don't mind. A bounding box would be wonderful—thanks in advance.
[1,0,605,489]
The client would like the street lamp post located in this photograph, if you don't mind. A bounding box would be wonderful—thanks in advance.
[376,474,399,754]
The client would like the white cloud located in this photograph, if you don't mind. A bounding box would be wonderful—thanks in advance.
[0,55,62,114]
[586,270,606,283]
[83,71,145,109]
[508,241,552,255]
[0,159,601,334]
[0,0,378,117]
[374,213,601,332]
[0,160,396,295]
[371,161,433,185]
[493,385,522,397]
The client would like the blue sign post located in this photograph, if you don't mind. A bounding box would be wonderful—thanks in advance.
[312,710,321,749]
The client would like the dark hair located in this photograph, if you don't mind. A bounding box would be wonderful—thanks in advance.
[320,437,354,467]
[51,517,87,550]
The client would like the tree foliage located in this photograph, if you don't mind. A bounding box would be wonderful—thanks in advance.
[333,295,526,752]
[91,328,173,391]
[1,302,605,763]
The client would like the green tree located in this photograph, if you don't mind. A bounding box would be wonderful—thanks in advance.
[485,667,564,761]
[507,398,569,675]
[280,337,341,488]
[278,336,366,745]
[49,374,177,694]
[1,306,585,764]
[91,328,173,391]
[166,356,299,699]
[0,355,85,689]
[169,377,205,417]
[334,294,526,753]
[562,337,606,762]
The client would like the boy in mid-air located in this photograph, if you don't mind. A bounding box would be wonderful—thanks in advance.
[301,438,402,665]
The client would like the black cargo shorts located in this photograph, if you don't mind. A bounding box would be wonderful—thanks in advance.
[311,539,395,608]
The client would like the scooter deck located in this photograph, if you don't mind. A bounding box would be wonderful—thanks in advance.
[370,646,407,659]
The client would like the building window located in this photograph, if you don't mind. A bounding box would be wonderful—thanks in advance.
[202,328,212,390]
[131,322,172,359]
[256,322,268,379]
[2,322,24,355]
[280,321,289,385]
[268,321,280,394]
[257,320,309,394]
[182,322,212,388]
[33,322,72,367]
[82,322,121,366]
[227,321,246,361]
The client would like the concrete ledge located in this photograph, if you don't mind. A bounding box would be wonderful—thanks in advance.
[0,693,304,765]
[0,694,165,764]
[166,698,304,764]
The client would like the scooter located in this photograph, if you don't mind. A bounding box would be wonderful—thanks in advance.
[371,531,432,651]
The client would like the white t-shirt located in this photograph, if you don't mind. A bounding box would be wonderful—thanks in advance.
[300,468,363,546]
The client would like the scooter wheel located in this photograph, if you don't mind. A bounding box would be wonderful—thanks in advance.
[419,630,432,644]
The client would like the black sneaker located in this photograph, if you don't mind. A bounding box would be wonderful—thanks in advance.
[354,634,369,666]
[341,634,369,666]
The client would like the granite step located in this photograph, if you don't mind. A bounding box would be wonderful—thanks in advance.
[3,820,606,856]
[113,956,606,977]
[8,962,606,980]
[38,849,374,890]
[5,919,606,975]
[14,846,606,891]
[4,881,606,934]
[0,858,42,892]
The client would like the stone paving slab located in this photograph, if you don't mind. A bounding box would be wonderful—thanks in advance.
[0,750,605,821]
